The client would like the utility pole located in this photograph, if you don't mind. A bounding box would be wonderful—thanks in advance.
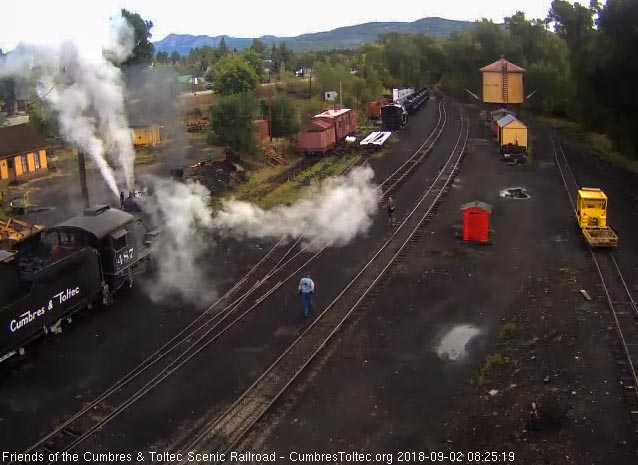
[77,151,90,208]
[268,96,273,142]
[339,81,343,108]
[308,68,312,100]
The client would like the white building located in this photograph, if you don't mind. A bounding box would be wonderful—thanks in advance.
[325,91,338,102]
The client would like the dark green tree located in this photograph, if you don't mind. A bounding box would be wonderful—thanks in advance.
[270,44,280,73]
[209,93,258,154]
[241,48,266,81]
[27,99,58,138]
[217,37,230,58]
[169,51,181,65]
[268,94,300,138]
[592,0,638,155]
[208,55,259,95]
[120,9,155,67]
[251,38,267,57]
[0,78,16,116]
[155,51,169,64]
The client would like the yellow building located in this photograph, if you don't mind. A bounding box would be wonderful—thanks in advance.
[480,57,525,104]
[497,115,528,148]
[0,124,48,181]
[130,124,161,146]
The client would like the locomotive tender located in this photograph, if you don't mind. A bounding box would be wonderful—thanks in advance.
[0,204,158,363]
[381,87,430,131]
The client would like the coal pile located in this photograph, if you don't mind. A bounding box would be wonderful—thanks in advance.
[184,158,247,194]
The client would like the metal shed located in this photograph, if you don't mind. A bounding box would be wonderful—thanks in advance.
[497,116,527,148]
[461,201,492,243]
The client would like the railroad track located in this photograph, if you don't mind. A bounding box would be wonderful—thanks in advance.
[169,105,469,463]
[552,136,638,429]
[14,99,451,464]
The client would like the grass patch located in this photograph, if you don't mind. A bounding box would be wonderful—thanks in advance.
[134,147,159,167]
[224,150,360,210]
[257,153,359,209]
[498,322,517,339]
[224,157,304,207]
[476,352,507,386]
[0,205,10,221]
[187,131,209,144]
[538,115,638,174]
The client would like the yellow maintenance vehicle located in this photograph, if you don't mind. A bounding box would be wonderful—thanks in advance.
[0,218,46,252]
[576,188,618,247]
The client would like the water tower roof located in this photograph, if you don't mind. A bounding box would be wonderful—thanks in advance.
[480,57,525,73]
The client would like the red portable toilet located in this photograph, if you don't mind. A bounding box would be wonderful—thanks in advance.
[461,201,492,243]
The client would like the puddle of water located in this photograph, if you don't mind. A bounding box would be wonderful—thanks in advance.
[435,324,481,361]
[499,187,530,199]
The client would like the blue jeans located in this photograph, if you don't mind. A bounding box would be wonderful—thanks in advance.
[301,292,313,317]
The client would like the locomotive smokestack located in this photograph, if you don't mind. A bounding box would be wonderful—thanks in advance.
[77,151,90,209]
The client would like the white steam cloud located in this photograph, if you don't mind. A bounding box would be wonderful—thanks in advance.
[0,16,136,197]
[137,166,378,302]
[212,166,379,249]
[140,176,217,304]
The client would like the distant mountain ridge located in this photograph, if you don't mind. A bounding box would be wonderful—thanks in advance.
[153,17,475,55]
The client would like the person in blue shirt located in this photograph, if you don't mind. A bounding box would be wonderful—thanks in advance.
[298,275,315,318]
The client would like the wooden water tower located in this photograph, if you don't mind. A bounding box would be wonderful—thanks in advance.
[480,56,525,116]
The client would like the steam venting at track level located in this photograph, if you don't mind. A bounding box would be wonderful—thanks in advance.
[211,166,380,250]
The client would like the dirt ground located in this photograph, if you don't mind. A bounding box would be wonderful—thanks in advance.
[3,99,637,464]
[0,101,442,453]
[239,107,637,464]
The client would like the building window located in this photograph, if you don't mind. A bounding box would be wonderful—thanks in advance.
[20,155,28,173]
[34,153,40,170]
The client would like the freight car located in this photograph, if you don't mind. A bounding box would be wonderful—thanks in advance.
[0,204,158,363]
[297,108,357,156]
[404,87,430,114]
[365,98,391,119]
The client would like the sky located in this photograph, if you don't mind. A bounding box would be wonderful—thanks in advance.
[1,0,554,53]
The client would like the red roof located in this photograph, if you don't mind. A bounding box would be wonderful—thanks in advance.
[480,57,525,73]
[305,119,333,132]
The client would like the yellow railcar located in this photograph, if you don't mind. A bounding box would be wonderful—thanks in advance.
[576,188,618,247]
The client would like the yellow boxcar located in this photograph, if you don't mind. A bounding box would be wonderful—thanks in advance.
[576,188,618,246]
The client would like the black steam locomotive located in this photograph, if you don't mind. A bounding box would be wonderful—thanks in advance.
[381,87,430,131]
[0,204,159,363]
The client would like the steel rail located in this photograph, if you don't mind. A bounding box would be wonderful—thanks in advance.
[552,136,638,408]
[173,105,468,461]
[17,98,450,463]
